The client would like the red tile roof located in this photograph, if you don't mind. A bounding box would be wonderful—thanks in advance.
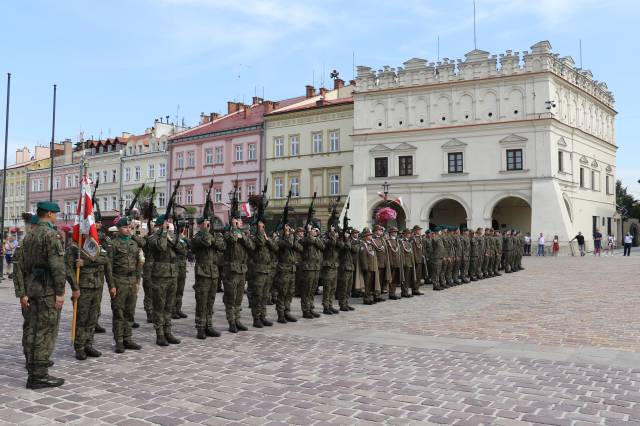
[265,97,353,116]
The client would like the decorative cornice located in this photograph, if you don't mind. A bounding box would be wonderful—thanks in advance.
[441,138,467,149]
[557,136,567,147]
[579,156,589,165]
[394,142,417,151]
[499,134,528,144]
[369,144,393,153]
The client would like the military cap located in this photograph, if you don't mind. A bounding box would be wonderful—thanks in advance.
[108,225,118,232]
[350,228,360,235]
[196,216,206,224]
[402,228,412,235]
[155,214,166,225]
[388,226,398,233]
[361,227,372,237]
[37,201,60,213]
[296,227,305,233]
[412,225,423,231]
[116,217,131,227]
[425,229,432,234]
[373,224,384,232]
[30,215,39,225]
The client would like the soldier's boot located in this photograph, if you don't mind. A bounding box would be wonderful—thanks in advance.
[85,346,102,358]
[236,321,249,332]
[284,312,298,322]
[165,334,181,345]
[26,375,65,390]
[171,312,181,320]
[115,341,126,353]
[178,311,188,318]
[463,277,470,283]
[132,322,140,329]
[261,317,274,327]
[302,312,314,319]
[330,307,340,314]
[155,332,169,347]
[253,318,264,328]
[277,313,287,323]
[323,307,333,315]
[228,322,238,333]
[146,312,153,323]
[311,311,321,318]
[75,349,87,361]
[340,305,350,311]
[94,323,106,333]
[205,327,220,337]
[412,289,424,296]
[197,329,206,340]
[124,340,142,350]
[495,271,502,276]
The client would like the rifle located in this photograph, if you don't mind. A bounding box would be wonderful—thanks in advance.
[91,175,101,219]
[146,181,156,232]
[342,196,350,237]
[165,179,181,222]
[304,191,317,232]
[327,196,341,232]
[252,179,269,234]
[126,183,145,217]
[278,187,292,232]
[229,174,239,223]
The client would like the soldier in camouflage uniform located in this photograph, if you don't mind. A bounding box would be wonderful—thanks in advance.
[469,229,479,281]
[482,229,492,278]
[15,203,67,389]
[247,221,277,328]
[431,228,446,290]
[321,225,340,315]
[147,215,183,346]
[494,230,503,276]
[141,222,155,323]
[65,234,111,360]
[224,217,255,332]
[386,227,404,299]
[461,229,471,283]
[337,228,358,310]
[93,218,107,334]
[441,228,452,286]
[108,217,144,353]
[293,227,305,297]
[502,230,513,273]
[476,228,485,279]
[172,223,189,319]
[515,231,525,271]
[275,224,303,323]
[359,228,377,305]
[451,228,462,285]
[411,225,425,295]
[190,217,225,339]
[300,226,325,318]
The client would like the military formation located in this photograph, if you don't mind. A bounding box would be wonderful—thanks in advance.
[13,199,527,390]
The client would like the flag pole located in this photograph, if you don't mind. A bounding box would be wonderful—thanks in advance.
[71,156,87,344]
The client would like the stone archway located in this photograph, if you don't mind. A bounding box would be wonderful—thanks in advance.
[428,198,468,228]
[372,202,406,230]
[491,196,532,232]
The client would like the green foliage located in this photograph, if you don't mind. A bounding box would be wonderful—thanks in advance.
[616,180,640,219]
[184,206,197,215]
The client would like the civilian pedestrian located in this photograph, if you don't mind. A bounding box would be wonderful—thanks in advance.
[623,233,632,256]
[552,235,559,256]
[524,232,531,256]
[593,229,602,256]
[537,233,545,256]
[570,232,586,256]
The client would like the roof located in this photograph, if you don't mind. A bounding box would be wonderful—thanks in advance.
[264,85,354,116]
[266,97,353,116]
[123,133,151,146]
[170,95,306,141]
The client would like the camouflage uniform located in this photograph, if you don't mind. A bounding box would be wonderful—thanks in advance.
[141,232,154,322]
[320,231,340,313]
[173,231,189,318]
[247,230,278,326]
[275,231,303,321]
[337,232,358,309]
[223,229,255,327]
[469,232,479,281]
[423,233,434,285]
[191,227,225,336]
[300,232,325,317]
[461,232,471,283]
[15,221,66,386]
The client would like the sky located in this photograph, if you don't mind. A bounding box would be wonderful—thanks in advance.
[1,0,639,196]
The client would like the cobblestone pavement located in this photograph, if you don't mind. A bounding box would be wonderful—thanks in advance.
[1,256,639,425]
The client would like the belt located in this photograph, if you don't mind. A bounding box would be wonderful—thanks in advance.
[114,272,135,278]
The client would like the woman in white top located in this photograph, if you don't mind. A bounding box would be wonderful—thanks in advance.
[605,234,615,256]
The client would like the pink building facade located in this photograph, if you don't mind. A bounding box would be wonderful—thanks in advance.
[168,97,302,225]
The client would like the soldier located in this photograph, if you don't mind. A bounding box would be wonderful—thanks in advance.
[502,230,513,273]
[293,226,305,297]
[247,220,277,328]
[172,222,189,319]
[266,228,279,307]
[141,222,155,323]
[431,227,446,290]
[93,217,107,334]
[337,228,358,310]
[400,229,417,296]
[411,225,425,295]
[371,224,390,301]
[300,226,325,318]
[65,233,111,360]
[358,228,377,305]
[515,231,525,271]
[423,230,434,285]
[15,203,67,389]
[191,217,225,339]
[494,230,503,276]
[321,225,340,315]
[386,227,405,299]
[469,228,479,281]
[460,228,471,283]
[475,228,485,280]
[148,215,183,346]
[108,217,143,353]
[483,228,493,278]
[223,217,255,332]
[440,227,452,286]
[274,224,303,323]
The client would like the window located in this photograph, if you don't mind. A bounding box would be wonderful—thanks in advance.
[102,197,108,211]
[274,177,284,199]
[375,157,388,178]
[177,152,184,169]
[214,188,222,203]
[102,171,108,183]
[312,132,323,153]
[205,148,213,164]
[159,163,166,177]
[125,167,131,182]
[112,169,117,182]
[506,149,523,171]
[606,175,613,195]
[112,196,118,210]
[248,143,257,160]
[186,188,193,204]
[65,175,72,188]
[65,202,72,215]
[558,151,564,172]
[175,191,182,205]
[399,156,413,176]
[127,146,133,156]
[135,166,141,181]
[137,145,142,154]
[246,184,256,196]
[274,137,284,157]
[125,193,132,206]
[53,176,60,190]
[148,164,155,179]
[579,167,585,188]
[290,135,300,156]
[188,151,195,167]
[591,171,600,191]
[74,174,79,187]
[329,174,340,196]
[158,192,166,207]
[448,152,464,173]
[235,145,243,162]
[215,147,224,164]
[291,176,300,197]
[329,130,340,152]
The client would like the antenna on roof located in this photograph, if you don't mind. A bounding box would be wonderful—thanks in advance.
[321,60,325,88]
[437,35,440,61]
[352,51,355,80]
[473,0,477,50]
[312,70,315,88]
[579,39,583,69]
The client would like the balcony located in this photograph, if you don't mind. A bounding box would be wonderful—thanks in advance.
[268,195,344,210]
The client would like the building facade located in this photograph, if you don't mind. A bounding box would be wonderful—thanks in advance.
[264,81,354,227]
[347,41,616,250]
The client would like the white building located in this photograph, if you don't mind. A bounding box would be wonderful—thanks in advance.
[347,41,616,250]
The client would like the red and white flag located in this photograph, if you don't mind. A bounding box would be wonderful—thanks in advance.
[72,175,99,244]
[241,202,252,218]
[393,197,403,207]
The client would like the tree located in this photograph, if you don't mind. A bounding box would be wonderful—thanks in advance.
[616,180,640,220]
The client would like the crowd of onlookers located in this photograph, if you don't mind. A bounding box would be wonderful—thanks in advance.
[520,229,635,257]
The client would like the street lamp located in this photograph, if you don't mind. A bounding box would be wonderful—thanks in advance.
[118,149,124,213]
[382,181,390,202]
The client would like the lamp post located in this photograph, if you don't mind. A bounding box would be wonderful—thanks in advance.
[382,181,390,204]
[118,149,124,213]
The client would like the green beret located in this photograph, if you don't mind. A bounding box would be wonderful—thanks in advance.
[37,201,60,213]
[116,217,131,227]
[196,216,206,224]
[155,214,166,226]
[30,215,39,225]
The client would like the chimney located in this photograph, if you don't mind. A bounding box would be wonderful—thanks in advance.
[252,96,263,105]
[200,112,208,124]
[349,79,356,86]
[228,101,241,114]
[316,99,327,107]
[333,78,345,90]
[210,112,219,121]
[243,105,250,119]
[305,85,315,99]
[121,131,131,138]
[319,87,328,97]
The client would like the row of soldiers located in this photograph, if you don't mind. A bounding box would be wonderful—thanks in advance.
[14,201,525,389]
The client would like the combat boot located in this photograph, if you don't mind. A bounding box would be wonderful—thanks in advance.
[330,307,340,314]
[236,321,248,331]
[94,323,106,333]
[26,375,64,389]
[463,277,470,283]
[284,312,297,322]
[340,306,350,311]
[165,334,181,344]
[146,313,153,323]
[84,346,102,357]
[322,308,333,315]
[155,332,168,347]
[132,322,140,329]
[197,329,206,339]
[311,311,321,318]
[124,340,142,350]
[115,342,126,353]
[178,311,188,318]
[277,313,287,323]
[253,318,264,328]
[347,305,355,311]
[261,317,274,326]
[75,350,87,360]
[413,290,424,296]
[205,327,220,337]
[171,313,181,320]
[228,322,238,333]
[302,312,314,319]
